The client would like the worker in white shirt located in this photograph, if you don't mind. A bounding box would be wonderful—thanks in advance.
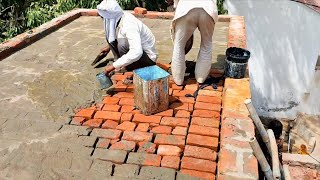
[170,0,218,85]
[95,0,158,75]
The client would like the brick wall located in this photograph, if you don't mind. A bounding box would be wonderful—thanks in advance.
[217,16,259,180]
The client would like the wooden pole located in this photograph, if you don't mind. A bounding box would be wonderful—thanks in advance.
[267,129,281,180]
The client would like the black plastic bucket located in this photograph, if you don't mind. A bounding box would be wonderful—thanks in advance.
[225,47,251,78]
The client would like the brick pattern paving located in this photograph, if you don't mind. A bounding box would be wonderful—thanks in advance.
[65,64,224,179]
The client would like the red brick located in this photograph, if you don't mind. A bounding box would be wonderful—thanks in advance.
[126,84,134,92]
[154,109,174,117]
[197,95,222,104]
[171,83,183,90]
[110,140,136,151]
[114,81,127,92]
[124,71,133,77]
[178,97,195,104]
[185,84,198,91]
[150,126,172,134]
[218,149,237,173]
[157,62,171,71]
[181,157,216,173]
[191,117,219,128]
[192,110,220,118]
[91,129,122,140]
[120,113,133,122]
[82,119,103,128]
[113,92,134,98]
[202,85,223,92]
[110,139,120,145]
[122,131,153,142]
[101,120,119,129]
[102,104,121,112]
[119,98,135,106]
[138,142,157,154]
[186,134,218,150]
[103,97,120,105]
[96,138,110,149]
[160,117,189,127]
[172,126,188,136]
[184,145,217,161]
[111,74,126,81]
[157,145,182,156]
[134,7,147,14]
[194,102,221,112]
[71,117,86,125]
[175,110,190,118]
[198,90,222,97]
[121,105,135,113]
[154,134,186,148]
[161,156,180,169]
[180,169,215,180]
[95,103,105,110]
[116,121,136,131]
[173,90,194,97]
[132,110,142,114]
[132,114,161,124]
[170,102,191,111]
[135,123,150,132]
[94,111,121,121]
[189,125,219,137]
[169,96,178,103]
[75,109,95,120]
[127,152,161,167]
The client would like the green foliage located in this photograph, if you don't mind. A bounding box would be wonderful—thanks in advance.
[0,0,226,43]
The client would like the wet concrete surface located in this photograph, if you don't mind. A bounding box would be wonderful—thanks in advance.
[0,16,228,178]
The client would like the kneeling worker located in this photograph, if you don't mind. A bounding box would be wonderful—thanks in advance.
[170,0,218,85]
[96,0,158,75]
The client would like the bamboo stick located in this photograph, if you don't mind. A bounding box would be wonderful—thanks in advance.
[267,129,281,180]
[249,137,274,180]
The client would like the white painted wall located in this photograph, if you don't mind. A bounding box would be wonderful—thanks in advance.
[225,0,320,118]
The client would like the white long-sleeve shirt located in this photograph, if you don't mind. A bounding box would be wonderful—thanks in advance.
[112,12,158,69]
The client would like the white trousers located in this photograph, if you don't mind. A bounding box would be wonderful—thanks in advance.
[171,8,215,85]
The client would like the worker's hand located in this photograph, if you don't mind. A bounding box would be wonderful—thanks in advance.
[91,45,111,66]
[104,64,116,76]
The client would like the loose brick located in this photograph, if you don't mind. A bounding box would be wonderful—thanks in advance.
[93,149,127,164]
[127,153,161,167]
[189,125,219,137]
[172,90,194,97]
[157,145,182,156]
[197,95,222,104]
[132,114,161,124]
[78,136,97,147]
[114,81,127,92]
[95,103,105,110]
[170,102,191,111]
[157,62,171,71]
[150,126,172,134]
[113,92,134,98]
[178,97,195,104]
[120,113,133,122]
[191,117,219,128]
[116,121,136,131]
[172,126,188,136]
[82,119,103,128]
[122,131,153,142]
[198,90,222,97]
[171,83,183,90]
[91,129,122,140]
[135,123,150,132]
[184,145,217,161]
[119,98,135,106]
[94,111,121,121]
[192,110,220,118]
[160,117,189,127]
[186,134,218,150]
[113,164,140,178]
[138,142,157,154]
[71,117,86,125]
[103,97,120,105]
[161,156,180,170]
[185,84,198,91]
[175,110,190,118]
[134,7,147,14]
[111,74,126,81]
[154,109,174,117]
[101,120,118,129]
[154,134,186,148]
[89,160,113,175]
[102,104,121,112]
[126,84,134,92]
[120,105,135,113]
[181,157,216,173]
[194,102,221,112]
[96,138,111,149]
[178,169,215,180]
[139,166,176,180]
[110,140,136,151]
[75,109,95,120]
[169,96,179,103]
